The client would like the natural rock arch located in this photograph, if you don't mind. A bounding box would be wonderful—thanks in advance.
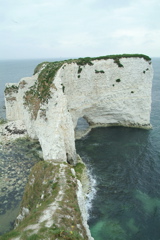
[5,55,153,164]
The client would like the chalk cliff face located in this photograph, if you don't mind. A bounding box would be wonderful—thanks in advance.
[61,58,153,128]
[4,55,153,163]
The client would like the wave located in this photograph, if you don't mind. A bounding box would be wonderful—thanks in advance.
[85,165,97,220]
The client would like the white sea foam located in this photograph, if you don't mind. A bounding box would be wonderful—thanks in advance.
[85,167,97,220]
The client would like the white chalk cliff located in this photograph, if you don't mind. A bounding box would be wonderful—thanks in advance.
[4,55,153,164]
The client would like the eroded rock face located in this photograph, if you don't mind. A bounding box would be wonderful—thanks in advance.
[60,58,153,128]
[4,56,153,163]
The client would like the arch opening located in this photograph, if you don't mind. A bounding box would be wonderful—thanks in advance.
[75,117,90,139]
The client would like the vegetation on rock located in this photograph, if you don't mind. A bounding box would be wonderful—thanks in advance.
[4,85,19,95]
[116,79,121,82]
[95,70,105,74]
[24,54,151,119]
[0,118,7,125]
[0,160,88,240]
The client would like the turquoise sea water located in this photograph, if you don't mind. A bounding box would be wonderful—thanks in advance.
[76,58,160,240]
[0,58,160,239]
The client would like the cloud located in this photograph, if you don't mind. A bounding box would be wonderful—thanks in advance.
[0,0,159,59]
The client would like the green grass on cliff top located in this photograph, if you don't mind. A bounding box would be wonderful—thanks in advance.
[34,53,151,75]
[24,53,151,120]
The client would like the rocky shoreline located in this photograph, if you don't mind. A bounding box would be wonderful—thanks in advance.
[0,121,43,235]
[0,120,27,142]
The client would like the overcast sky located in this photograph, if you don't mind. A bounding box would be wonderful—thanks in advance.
[1,0,160,59]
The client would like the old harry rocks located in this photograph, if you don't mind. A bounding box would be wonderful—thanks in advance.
[4,55,153,164]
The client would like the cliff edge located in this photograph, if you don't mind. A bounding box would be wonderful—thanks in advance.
[4,54,153,164]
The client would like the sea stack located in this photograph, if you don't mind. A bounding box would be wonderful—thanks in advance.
[4,54,153,163]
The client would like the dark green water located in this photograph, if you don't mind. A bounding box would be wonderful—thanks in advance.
[76,127,160,240]
[76,58,160,240]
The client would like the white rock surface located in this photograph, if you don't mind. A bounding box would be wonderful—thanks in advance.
[4,57,153,163]
[0,120,27,142]
[61,58,153,128]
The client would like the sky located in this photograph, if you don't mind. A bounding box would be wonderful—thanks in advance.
[0,0,160,59]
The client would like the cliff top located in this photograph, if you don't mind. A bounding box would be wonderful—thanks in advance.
[11,53,150,120]
[34,53,151,75]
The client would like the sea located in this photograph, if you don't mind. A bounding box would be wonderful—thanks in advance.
[0,57,160,240]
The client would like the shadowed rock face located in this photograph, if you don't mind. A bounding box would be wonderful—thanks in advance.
[4,56,153,164]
